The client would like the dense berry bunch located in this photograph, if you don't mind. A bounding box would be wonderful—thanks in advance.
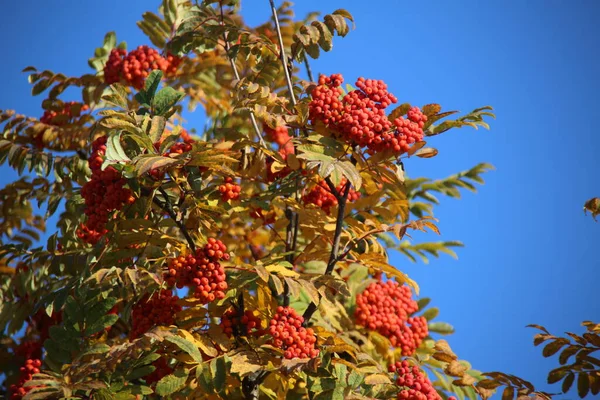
[355,280,427,355]
[264,125,291,147]
[130,290,182,339]
[104,46,181,89]
[9,359,42,400]
[164,238,229,303]
[302,178,360,214]
[220,308,263,337]
[389,360,442,400]
[309,74,426,155]
[308,74,344,126]
[144,357,173,385]
[15,340,43,360]
[40,102,89,126]
[77,136,135,244]
[219,177,241,201]
[268,306,319,359]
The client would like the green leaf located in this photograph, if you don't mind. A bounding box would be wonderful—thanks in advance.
[87,297,117,325]
[144,70,164,102]
[165,335,203,363]
[126,365,156,381]
[105,133,131,163]
[417,298,431,311]
[210,357,227,393]
[428,322,455,335]
[152,87,184,116]
[155,369,188,397]
[85,314,119,337]
[422,307,439,321]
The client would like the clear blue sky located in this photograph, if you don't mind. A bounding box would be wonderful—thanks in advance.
[1,0,599,396]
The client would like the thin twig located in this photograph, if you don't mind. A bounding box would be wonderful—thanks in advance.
[269,0,297,108]
[152,191,196,251]
[219,3,266,148]
[304,57,315,82]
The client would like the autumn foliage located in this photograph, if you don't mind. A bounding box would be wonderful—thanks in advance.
[3,1,589,400]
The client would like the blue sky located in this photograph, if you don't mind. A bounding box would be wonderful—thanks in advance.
[1,0,599,396]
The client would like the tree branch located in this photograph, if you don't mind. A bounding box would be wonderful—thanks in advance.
[303,181,351,323]
[152,189,196,252]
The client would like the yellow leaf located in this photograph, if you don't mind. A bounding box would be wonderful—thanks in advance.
[265,264,300,278]
[364,374,392,385]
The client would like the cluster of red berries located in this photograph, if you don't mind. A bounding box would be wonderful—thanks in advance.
[389,360,445,400]
[164,238,229,304]
[40,102,89,126]
[130,290,182,339]
[302,178,361,214]
[309,74,427,155]
[264,124,294,154]
[219,177,241,201]
[220,308,264,337]
[264,125,290,146]
[15,340,42,360]
[268,306,319,359]
[9,359,42,400]
[77,136,135,244]
[355,280,428,356]
[144,357,173,385]
[104,46,181,89]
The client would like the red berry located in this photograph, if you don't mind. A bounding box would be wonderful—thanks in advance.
[130,290,182,339]
[355,280,427,356]
[390,360,441,400]
[267,306,318,360]
[163,240,229,304]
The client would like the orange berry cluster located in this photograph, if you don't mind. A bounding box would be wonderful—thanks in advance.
[129,290,182,339]
[389,360,442,400]
[309,74,427,155]
[77,136,135,244]
[40,102,89,126]
[164,238,229,303]
[219,177,241,201]
[144,357,173,385]
[302,178,361,214]
[9,359,42,400]
[104,46,181,89]
[264,124,294,155]
[355,280,428,356]
[220,308,264,337]
[268,306,319,359]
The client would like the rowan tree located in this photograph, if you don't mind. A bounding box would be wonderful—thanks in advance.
[1,1,584,399]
